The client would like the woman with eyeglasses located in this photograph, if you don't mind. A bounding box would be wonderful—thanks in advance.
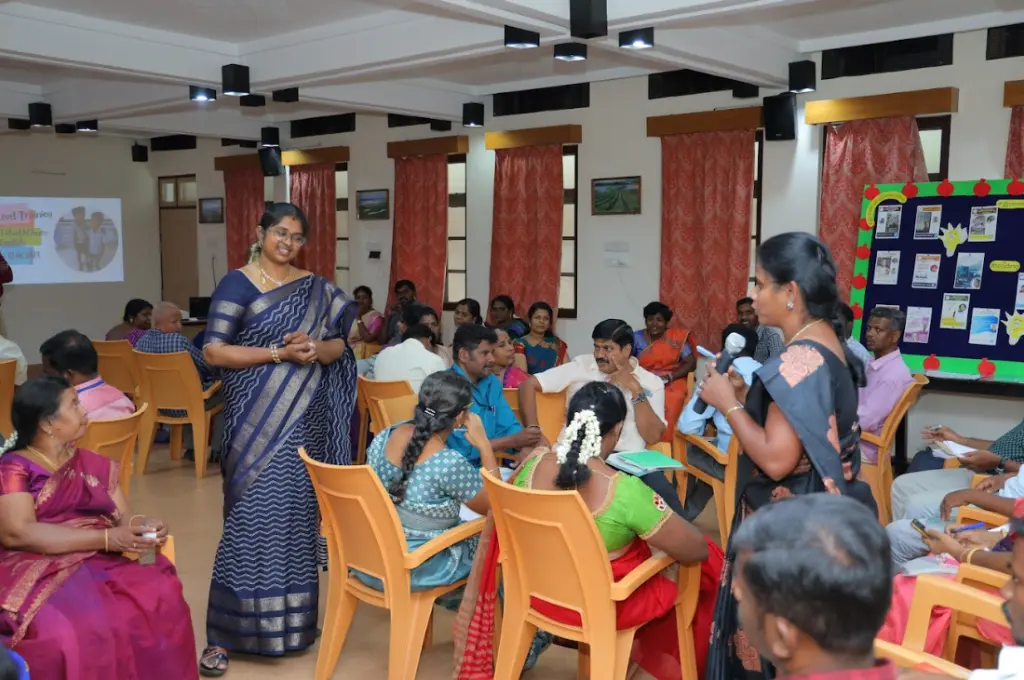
[197,203,359,676]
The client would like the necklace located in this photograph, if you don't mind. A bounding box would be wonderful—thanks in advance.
[258,264,291,288]
[787,318,823,345]
[23,445,65,473]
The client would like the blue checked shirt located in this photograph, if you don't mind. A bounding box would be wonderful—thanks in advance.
[135,329,216,417]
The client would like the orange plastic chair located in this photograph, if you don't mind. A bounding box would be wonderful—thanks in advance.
[535,389,567,444]
[93,340,141,399]
[482,471,702,680]
[134,351,223,479]
[78,402,149,499]
[504,388,521,424]
[904,575,1008,665]
[859,373,928,523]
[372,394,419,430]
[874,639,969,678]
[299,448,484,680]
[673,431,739,544]
[356,376,414,464]
[0,359,15,438]
[956,505,1009,528]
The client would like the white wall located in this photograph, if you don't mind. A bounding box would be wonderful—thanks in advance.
[0,133,159,363]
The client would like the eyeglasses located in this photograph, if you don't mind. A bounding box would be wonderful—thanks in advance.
[266,226,307,245]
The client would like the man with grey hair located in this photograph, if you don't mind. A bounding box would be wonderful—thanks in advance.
[858,305,913,466]
[136,301,223,462]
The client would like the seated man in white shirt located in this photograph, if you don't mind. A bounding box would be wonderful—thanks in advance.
[518,319,681,511]
[372,323,447,393]
[0,331,27,385]
[676,323,760,521]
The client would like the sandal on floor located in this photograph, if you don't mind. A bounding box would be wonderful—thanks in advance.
[199,646,229,677]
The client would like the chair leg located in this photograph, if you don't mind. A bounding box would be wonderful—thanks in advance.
[169,425,184,461]
[136,409,158,476]
[492,604,537,680]
[388,593,435,680]
[192,415,208,480]
[713,480,729,546]
[422,610,433,651]
[675,604,699,680]
[357,406,368,465]
[587,629,635,680]
[315,588,358,680]
[577,643,590,680]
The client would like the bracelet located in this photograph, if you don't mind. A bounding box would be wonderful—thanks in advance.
[270,345,281,364]
[962,547,980,564]
[104,529,109,552]
[128,514,145,527]
[526,425,541,431]
[724,404,745,419]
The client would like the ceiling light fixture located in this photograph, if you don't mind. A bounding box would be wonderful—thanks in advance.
[272,88,299,103]
[8,118,31,131]
[732,83,759,99]
[240,94,266,107]
[462,102,484,128]
[554,43,587,62]
[222,64,250,96]
[569,0,607,39]
[76,120,98,132]
[132,143,149,163]
[28,102,52,128]
[788,60,816,93]
[55,123,76,134]
[619,27,654,49]
[260,126,280,147]
[504,25,540,49]
[189,86,217,102]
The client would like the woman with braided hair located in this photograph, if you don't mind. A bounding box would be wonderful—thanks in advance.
[454,381,724,680]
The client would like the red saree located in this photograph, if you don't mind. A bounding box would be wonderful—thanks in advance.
[0,449,197,680]
[636,328,697,442]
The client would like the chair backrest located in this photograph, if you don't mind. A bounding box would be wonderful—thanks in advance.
[504,388,521,423]
[955,563,1010,592]
[358,377,414,435]
[373,394,419,430]
[93,340,140,396]
[873,640,969,678]
[481,471,619,633]
[674,430,741,532]
[876,373,929,456]
[78,402,148,497]
[536,389,567,444]
[300,448,411,598]
[0,359,15,437]
[134,351,205,411]
[903,575,1007,653]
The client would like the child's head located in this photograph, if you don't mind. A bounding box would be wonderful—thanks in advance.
[89,212,104,229]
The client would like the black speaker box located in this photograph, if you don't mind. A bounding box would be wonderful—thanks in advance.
[763,92,796,141]
[258,146,284,177]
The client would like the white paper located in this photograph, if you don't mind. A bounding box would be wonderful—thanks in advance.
[968,307,1000,346]
[903,306,932,343]
[873,251,900,285]
[1017,272,1024,312]
[940,293,970,330]
[875,205,902,239]
[953,252,984,290]
[914,205,942,239]
[930,440,974,459]
[968,206,998,242]
[911,253,941,289]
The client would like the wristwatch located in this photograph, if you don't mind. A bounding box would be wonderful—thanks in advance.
[632,391,648,406]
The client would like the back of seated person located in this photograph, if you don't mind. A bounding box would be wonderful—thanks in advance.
[372,323,447,394]
[135,301,215,386]
[40,329,134,420]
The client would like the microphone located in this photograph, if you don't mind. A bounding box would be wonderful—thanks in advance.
[694,332,748,415]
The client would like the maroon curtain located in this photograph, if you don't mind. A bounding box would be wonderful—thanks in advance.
[289,163,336,280]
[488,145,563,318]
[388,155,448,313]
[224,165,265,270]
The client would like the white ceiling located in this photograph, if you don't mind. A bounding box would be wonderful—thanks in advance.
[0,0,1022,141]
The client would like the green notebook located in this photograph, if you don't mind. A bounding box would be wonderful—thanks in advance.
[605,450,684,476]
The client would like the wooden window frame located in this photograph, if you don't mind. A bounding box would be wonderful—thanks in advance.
[158,174,197,209]
[443,153,468,312]
[750,131,764,287]
[559,145,579,319]
[916,115,951,182]
[334,162,349,287]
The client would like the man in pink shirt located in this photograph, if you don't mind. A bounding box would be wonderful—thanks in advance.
[40,330,135,420]
[858,308,913,464]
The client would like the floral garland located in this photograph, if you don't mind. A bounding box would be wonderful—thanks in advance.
[555,409,602,465]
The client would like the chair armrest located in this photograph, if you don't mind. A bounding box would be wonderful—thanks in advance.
[676,432,729,466]
[859,431,884,447]
[405,518,486,569]
[956,563,1010,590]
[609,552,675,601]
[969,474,987,489]
[202,381,222,400]
[956,506,1009,528]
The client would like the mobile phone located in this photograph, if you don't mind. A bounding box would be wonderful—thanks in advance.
[910,519,931,539]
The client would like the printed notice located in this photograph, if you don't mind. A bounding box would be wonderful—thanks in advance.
[940,293,970,330]
[904,307,932,344]
[969,307,1000,346]
[873,251,900,285]
[953,252,984,290]
[914,205,942,240]
[1017,272,1024,312]
[875,205,902,239]
[912,253,941,289]
[968,206,998,242]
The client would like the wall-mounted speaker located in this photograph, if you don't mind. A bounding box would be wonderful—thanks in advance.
[258,146,284,177]
[763,93,796,141]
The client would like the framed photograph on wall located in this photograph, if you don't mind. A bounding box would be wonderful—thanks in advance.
[356,189,390,220]
[591,176,641,215]
[198,197,224,224]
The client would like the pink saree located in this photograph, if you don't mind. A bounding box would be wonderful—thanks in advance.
[0,449,197,680]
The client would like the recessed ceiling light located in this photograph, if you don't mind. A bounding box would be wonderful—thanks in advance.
[788,60,816,94]
[554,43,587,62]
[8,118,31,131]
[55,123,76,134]
[28,102,52,128]
[76,120,98,132]
[504,25,540,49]
[261,126,280,147]
[272,88,299,103]
[240,94,266,107]
[222,64,250,97]
[462,102,484,128]
[619,28,654,49]
[189,86,217,102]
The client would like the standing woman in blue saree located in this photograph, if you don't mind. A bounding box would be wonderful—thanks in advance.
[197,203,358,677]
[698,232,874,680]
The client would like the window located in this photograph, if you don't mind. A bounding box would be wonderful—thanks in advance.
[917,115,951,182]
[158,175,197,208]
[559,146,578,317]
[987,23,1024,60]
[334,163,349,290]
[821,34,953,79]
[444,154,467,309]
[749,132,764,287]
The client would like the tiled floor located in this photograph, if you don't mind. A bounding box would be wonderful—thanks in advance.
[132,448,721,679]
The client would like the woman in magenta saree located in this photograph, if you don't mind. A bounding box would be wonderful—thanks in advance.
[0,376,196,680]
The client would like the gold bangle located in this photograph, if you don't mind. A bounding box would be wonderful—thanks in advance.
[270,345,281,364]
[104,529,109,552]
[724,404,744,419]
[962,548,979,564]
[128,514,145,527]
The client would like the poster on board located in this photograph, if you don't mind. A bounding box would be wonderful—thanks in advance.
[914,205,942,239]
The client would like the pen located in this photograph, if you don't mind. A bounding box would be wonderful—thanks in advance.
[950,522,986,534]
